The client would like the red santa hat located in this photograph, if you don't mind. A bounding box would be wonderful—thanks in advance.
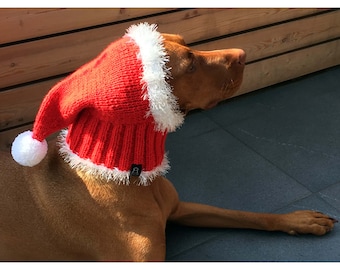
[11,23,184,185]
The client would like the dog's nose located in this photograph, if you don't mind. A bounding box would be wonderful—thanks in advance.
[237,49,246,65]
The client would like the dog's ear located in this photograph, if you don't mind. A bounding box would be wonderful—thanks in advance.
[161,34,187,46]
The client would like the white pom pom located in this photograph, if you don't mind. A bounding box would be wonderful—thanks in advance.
[11,131,48,167]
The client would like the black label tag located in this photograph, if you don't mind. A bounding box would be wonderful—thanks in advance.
[130,164,142,177]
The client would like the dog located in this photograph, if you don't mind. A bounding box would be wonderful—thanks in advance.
[0,24,337,261]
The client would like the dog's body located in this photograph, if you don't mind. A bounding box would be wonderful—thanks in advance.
[0,33,336,261]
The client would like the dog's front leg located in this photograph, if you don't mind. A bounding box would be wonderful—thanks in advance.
[169,201,337,235]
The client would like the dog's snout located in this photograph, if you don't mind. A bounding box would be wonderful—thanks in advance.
[237,49,246,65]
[221,49,246,66]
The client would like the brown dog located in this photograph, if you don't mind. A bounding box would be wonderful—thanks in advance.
[0,28,337,261]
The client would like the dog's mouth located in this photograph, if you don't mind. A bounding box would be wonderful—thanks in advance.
[222,79,231,91]
[178,76,243,114]
[222,76,243,98]
[222,78,236,94]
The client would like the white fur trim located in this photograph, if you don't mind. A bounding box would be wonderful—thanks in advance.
[57,130,170,186]
[125,23,184,132]
[11,130,48,167]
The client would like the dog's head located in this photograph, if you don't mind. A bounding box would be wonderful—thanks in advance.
[162,34,246,114]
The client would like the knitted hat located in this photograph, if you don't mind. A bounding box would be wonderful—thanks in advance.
[11,23,184,185]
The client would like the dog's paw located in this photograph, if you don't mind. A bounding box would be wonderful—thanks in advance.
[279,210,338,236]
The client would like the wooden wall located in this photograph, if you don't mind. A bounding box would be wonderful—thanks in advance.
[1,8,339,151]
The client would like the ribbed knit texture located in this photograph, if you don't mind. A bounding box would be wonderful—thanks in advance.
[65,110,167,172]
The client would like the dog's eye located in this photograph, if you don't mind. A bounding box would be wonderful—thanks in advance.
[187,62,196,73]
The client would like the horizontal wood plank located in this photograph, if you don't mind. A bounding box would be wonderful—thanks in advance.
[155,8,325,44]
[0,8,326,89]
[1,8,325,45]
[1,39,339,151]
[0,8,176,44]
